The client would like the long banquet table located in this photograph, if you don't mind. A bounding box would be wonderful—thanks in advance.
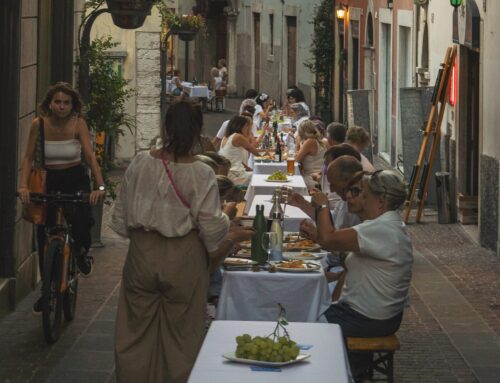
[188,321,353,383]
[216,267,331,323]
[245,195,311,231]
[244,174,308,208]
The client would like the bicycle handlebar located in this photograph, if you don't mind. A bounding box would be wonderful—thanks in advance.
[16,191,90,204]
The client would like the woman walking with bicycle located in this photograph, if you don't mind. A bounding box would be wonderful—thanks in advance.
[110,101,234,383]
[18,82,105,313]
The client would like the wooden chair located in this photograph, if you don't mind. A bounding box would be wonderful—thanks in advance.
[213,89,226,112]
[347,334,400,383]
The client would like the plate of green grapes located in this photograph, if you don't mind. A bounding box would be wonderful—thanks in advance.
[223,308,311,367]
[265,171,289,182]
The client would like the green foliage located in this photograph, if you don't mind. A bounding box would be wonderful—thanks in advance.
[305,0,334,117]
[155,0,206,31]
[77,33,135,202]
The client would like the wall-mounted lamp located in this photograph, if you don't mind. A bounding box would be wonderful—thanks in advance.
[450,0,463,8]
[336,4,347,20]
[387,0,393,9]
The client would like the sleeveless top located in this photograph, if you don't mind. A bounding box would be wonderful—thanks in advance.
[45,139,82,165]
[218,134,247,173]
[302,140,326,176]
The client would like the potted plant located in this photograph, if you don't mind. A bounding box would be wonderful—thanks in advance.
[76,34,136,246]
[158,8,206,41]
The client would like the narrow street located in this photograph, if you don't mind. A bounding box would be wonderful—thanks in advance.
[0,102,499,382]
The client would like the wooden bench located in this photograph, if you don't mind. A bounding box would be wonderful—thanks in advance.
[347,335,400,383]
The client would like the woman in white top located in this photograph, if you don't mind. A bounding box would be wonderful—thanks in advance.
[308,170,412,379]
[253,92,272,129]
[110,101,235,383]
[209,67,225,91]
[18,82,105,311]
[219,115,267,185]
[295,120,327,189]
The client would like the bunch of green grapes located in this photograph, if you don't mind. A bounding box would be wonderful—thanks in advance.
[267,171,288,181]
[234,334,300,362]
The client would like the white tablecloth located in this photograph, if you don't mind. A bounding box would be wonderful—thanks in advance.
[252,161,300,176]
[244,174,308,208]
[216,268,331,323]
[183,84,210,98]
[188,321,352,383]
[245,195,311,230]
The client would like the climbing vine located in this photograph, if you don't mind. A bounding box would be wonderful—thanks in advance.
[305,0,334,122]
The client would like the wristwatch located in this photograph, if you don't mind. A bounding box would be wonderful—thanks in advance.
[315,203,329,223]
[98,185,105,192]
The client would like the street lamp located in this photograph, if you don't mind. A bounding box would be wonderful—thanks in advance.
[79,0,155,104]
[78,0,154,248]
[336,4,346,20]
[450,0,463,8]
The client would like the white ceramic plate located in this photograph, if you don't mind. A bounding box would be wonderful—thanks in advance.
[275,262,321,273]
[283,252,325,261]
[265,178,290,183]
[283,244,322,252]
[222,351,311,367]
[224,257,258,266]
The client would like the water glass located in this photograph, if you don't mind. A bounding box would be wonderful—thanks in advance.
[261,232,278,263]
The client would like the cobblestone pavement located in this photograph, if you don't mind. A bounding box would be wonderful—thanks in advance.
[1,108,499,381]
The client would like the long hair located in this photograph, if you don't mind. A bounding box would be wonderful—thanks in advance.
[299,120,324,146]
[38,82,83,117]
[225,115,251,137]
[162,101,203,159]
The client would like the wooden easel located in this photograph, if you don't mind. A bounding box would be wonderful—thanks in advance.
[403,46,457,223]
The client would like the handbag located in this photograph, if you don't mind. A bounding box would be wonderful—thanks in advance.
[22,119,47,224]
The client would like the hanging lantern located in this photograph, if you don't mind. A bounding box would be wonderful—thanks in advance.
[336,5,346,20]
[105,0,155,29]
[450,0,463,8]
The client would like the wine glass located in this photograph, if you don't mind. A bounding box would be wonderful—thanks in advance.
[262,232,278,263]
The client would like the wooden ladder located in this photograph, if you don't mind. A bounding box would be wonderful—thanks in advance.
[403,46,457,224]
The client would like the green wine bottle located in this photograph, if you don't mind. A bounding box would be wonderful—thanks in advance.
[251,205,268,265]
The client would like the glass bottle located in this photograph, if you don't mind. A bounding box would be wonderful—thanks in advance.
[251,205,268,265]
[269,189,284,219]
[270,212,284,261]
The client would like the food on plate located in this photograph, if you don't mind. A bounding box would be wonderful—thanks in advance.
[234,333,300,363]
[223,257,255,266]
[267,171,288,181]
[256,154,273,161]
[283,239,318,250]
[284,234,300,242]
[276,260,306,269]
[296,252,315,259]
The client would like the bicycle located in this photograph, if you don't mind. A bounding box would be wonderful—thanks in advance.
[18,191,89,344]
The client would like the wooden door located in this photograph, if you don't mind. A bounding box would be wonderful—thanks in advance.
[466,50,479,196]
[286,16,297,87]
[254,13,260,89]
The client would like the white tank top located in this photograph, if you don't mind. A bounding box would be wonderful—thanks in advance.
[44,139,82,165]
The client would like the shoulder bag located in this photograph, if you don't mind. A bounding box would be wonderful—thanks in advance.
[22,119,47,224]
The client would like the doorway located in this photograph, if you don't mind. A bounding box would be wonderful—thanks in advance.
[286,16,297,88]
[458,47,479,197]
[378,22,392,161]
[397,26,412,171]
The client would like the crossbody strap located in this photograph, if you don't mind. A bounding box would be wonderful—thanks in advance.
[161,153,191,209]
[39,118,45,169]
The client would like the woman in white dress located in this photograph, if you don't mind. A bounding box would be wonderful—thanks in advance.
[219,115,266,185]
[110,101,235,383]
[295,120,327,190]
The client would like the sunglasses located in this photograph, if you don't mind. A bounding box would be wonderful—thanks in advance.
[344,186,362,198]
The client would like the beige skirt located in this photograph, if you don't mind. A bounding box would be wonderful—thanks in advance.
[115,229,208,383]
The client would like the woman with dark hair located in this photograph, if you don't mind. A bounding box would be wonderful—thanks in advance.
[218,115,267,185]
[18,82,105,312]
[110,101,235,383]
[253,92,272,128]
[284,87,310,115]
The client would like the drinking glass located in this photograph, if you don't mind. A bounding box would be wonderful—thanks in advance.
[286,158,295,176]
[262,232,278,263]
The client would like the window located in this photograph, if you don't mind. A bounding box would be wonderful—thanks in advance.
[269,14,274,55]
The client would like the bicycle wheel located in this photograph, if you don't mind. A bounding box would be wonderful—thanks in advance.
[63,247,78,321]
[42,239,64,344]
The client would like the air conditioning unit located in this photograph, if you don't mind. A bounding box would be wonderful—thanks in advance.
[414,0,429,6]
